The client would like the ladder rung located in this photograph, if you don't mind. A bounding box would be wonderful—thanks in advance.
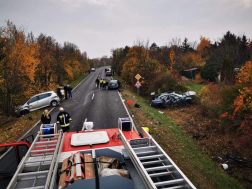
[133,146,157,150]
[135,151,156,156]
[18,170,49,177]
[139,154,164,160]
[154,179,184,187]
[149,171,174,177]
[19,186,45,189]
[145,165,173,172]
[31,148,55,153]
[25,158,52,163]
[163,186,184,189]
[39,137,59,141]
[33,144,57,148]
[35,140,58,144]
[142,160,165,165]
[20,175,47,180]
[39,134,59,137]
[30,152,54,157]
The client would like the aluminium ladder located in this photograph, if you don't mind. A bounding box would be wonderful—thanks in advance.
[119,129,196,189]
[7,131,64,189]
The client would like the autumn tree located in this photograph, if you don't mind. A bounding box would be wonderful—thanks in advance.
[233,61,252,116]
[121,46,163,95]
[100,56,111,66]
[0,21,39,115]
[0,21,90,116]
[111,46,129,75]
[36,34,56,90]
[197,37,210,58]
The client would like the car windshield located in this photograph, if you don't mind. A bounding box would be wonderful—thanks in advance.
[110,80,117,83]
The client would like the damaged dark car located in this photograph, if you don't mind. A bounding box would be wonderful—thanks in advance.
[150,91,195,108]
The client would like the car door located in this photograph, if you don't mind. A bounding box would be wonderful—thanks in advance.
[38,93,50,108]
[0,142,29,189]
[27,96,39,111]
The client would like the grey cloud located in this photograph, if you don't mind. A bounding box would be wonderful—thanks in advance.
[0,0,251,58]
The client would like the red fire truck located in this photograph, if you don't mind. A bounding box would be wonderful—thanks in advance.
[1,118,196,189]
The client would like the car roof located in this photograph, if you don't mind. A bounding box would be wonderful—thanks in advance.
[32,91,55,97]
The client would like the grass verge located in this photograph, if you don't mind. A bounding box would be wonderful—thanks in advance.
[0,73,90,144]
[186,83,204,95]
[123,89,242,189]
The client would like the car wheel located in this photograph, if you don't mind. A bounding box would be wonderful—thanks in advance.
[51,100,58,107]
[21,110,29,116]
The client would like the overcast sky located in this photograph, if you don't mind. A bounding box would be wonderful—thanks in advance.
[0,0,251,58]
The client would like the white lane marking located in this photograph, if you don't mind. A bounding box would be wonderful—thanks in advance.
[117,91,138,134]
[83,90,98,106]
[92,94,95,100]
[17,73,92,142]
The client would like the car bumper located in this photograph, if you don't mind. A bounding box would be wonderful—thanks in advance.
[108,86,118,89]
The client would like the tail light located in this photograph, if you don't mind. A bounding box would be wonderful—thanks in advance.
[108,83,110,86]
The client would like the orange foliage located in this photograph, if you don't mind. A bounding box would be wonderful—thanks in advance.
[0,21,39,98]
[182,52,206,68]
[220,112,228,118]
[233,61,252,115]
[0,21,89,115]
[197,37,210,58]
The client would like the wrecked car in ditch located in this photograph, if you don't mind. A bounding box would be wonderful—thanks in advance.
[150,91,196,108]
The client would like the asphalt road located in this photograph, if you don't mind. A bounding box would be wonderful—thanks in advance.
[23,67,128,141]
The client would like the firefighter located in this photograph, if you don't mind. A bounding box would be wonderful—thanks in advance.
[95,77,100,88]
[103,79,107,89]
[57,107,72,132]
[41,109,51,124]
[99,78,103,89]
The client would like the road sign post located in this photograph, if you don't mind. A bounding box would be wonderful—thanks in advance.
[135,74,142,95]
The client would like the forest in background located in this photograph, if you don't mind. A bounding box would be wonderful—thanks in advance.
[0,21,110,117]
[111,32,252,147]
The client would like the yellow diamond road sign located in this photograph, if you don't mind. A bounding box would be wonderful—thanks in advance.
[135,74,141,80]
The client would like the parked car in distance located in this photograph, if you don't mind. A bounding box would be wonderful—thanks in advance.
[108,80,121,89]
[15,91,60,116]
[91,68,95,72]
[150,92,193,108]
[106,70,112,76]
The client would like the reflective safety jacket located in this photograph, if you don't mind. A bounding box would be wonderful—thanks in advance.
[100,80,103,83]
[103,80,106,84]
[57,111,72,127]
